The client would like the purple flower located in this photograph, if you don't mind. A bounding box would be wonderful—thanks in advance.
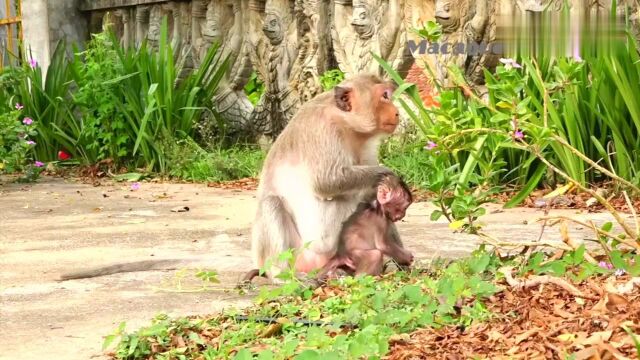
[15,103,23,110]
[26,140,36,145]
[598,261,614,270]
[22,117,33,125]
[130,182,141,191]
[28,58,37,68]
[34,161,44,167]
[514,130,524,139]
[499,58,522,69]
[614,269,626,277]
[424,141,437,150]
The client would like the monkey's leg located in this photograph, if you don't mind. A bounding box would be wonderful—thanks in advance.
[251,195,301,282]
[351,249,384,276]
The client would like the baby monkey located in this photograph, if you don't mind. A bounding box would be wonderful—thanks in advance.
[318,173,414,279]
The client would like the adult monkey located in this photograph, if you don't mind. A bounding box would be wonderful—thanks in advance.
[244,73,403,283]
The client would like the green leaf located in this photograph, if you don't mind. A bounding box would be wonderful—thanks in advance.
[469,253,491,274]
[111,172,145,182]
[256,350,275,360]
[496,101,512,109]
[430,210,444,221]
[572,244,585,265]
[233,349,253,360]
[609,251,627,270]
[127,336,139,356]
[295,350,321,360]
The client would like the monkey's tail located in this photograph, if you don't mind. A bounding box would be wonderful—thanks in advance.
[58,259,184,281]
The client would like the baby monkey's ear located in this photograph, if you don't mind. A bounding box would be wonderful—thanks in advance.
[376,184,393,205]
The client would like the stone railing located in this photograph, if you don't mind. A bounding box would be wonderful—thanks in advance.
[77,0,639,140]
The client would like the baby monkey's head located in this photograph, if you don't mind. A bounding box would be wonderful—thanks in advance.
[376,174,413,222]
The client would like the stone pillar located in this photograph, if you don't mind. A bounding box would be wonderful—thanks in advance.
[21,0,89,75]
[21,0,51,71]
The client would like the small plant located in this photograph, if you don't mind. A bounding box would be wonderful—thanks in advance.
[412,20,443,42]
[244,71,265,106]
[165,137,265,182]
[0,102,41,177]
[319,69,345,91]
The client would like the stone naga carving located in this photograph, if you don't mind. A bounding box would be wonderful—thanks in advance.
[248,0,300,139]
[332,0,414,79]
[200,0,255,141]
[290,0,333,103]
[433,0,499,95]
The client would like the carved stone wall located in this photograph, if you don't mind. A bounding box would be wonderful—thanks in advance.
[29,0,640,139]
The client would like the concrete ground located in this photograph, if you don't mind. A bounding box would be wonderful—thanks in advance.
[0,176,632,360]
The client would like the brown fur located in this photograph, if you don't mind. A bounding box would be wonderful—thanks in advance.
[242,73,402,284]
[318,174,414,279]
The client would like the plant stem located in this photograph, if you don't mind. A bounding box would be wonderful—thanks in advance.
[533,149,638,241]
[552,134,640,194]
[536,215,640,250]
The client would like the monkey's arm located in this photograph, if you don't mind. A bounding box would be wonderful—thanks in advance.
[313,165,394,199]
[383,223,413,265]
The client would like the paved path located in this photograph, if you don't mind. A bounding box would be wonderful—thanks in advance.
[0,176,630,360]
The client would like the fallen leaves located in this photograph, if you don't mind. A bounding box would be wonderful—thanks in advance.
[207,177,258,191]
[385,274,640,360]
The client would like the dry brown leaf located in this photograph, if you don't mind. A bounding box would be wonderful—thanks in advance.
[571,345,601,360]
[514,328,540,344]
[578,330,613,347]
[606,292,630,310]
[259,323,282,338]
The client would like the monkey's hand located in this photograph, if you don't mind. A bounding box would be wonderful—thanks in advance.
[314,165,395,199]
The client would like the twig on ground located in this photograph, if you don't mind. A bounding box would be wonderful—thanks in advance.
[622,190,640,236]
[478,232,573,251]
[536,215,640,251]
[559,221,598,264]
[551,135,640,195]
[529,149,638,241]
[499,266,599,300]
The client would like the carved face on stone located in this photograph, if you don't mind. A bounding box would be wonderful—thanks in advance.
[351,4,374,39]
[202,1,221,41]
[435,0,460,33]
[517,0,564,12]
[263,11,284,45]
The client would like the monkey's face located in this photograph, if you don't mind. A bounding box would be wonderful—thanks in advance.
[334,79,399,135]
[373,83,400,134]
[377,185,412,222]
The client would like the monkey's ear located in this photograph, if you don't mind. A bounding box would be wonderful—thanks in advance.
[377,186,392,204]
[334,86,353,112]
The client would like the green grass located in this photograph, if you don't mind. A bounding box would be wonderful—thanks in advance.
[380,137,434,190]
[166,138,265,182]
